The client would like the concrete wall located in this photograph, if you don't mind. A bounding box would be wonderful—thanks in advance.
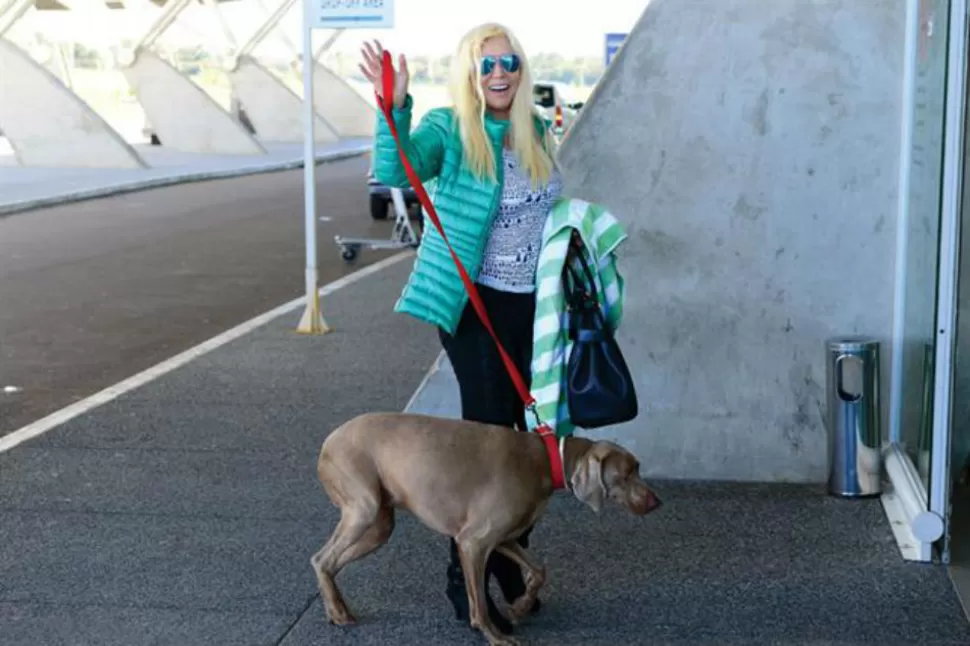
[229,57,338,144]
[557,0,906,482]
[121,48,265,155]
[229,57,339,144]
[311,61,375,139]
[0,37,146,169]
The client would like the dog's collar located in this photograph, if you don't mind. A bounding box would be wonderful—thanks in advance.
[537,427,567,490]
[559,437,572,491]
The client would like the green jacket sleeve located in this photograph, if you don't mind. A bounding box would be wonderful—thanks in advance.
[373,96,448,188]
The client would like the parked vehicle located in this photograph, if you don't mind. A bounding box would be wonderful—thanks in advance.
[533,81,584,137]
[367,167,421,220]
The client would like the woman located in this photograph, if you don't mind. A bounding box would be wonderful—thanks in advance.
[360,23,562,634]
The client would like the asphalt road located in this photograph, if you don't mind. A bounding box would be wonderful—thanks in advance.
[0,154,407,437]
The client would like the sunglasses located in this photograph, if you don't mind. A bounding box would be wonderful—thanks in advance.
[480,53,521,76]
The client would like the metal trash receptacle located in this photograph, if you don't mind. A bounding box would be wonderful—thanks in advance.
[825,338,882,497]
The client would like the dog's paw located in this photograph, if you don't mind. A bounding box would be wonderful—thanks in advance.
[505,597,535,624]
[325,604,357,627]
[486,635,520,646]
[328,613,357,627]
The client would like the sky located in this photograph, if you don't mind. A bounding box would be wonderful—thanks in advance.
[320,0,651,58]
[10,0,651,60]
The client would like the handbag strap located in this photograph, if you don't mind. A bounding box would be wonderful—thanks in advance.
[373,52,569,482]
[562,232,607,329]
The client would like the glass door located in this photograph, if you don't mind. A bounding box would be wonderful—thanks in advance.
[934,0,969,561]
[946,60,970,609]
[885,0,967,563]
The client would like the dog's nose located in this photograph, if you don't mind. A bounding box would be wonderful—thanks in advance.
[641,491,663,515]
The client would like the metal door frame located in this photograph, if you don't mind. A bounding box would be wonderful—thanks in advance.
[937,0,970,563]
[884,0,967,563]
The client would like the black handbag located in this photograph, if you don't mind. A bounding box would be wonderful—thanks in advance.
[561,231,639,429]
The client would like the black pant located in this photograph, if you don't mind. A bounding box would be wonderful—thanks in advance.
[438,284,537,431]
[439,284,537,605]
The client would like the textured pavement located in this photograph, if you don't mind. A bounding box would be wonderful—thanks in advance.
[0,154,399,436]
[1,260,970,645]
[0,258,439,645]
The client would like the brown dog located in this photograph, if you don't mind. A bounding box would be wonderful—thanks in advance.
[311,411,662,646]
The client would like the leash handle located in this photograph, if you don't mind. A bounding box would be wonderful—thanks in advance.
[376,50,543,423]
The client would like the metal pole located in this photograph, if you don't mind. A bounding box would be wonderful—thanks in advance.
[264,0,298,56]
[313,28,343,60]
[0,0,24,21]
[0,0,34,38]
[56,41,74,89]
[232,0,297,67]
[203,0,238,50]
[129,0,193,54]
[296,0,330,335]
[889,0,920,446]
[929,0,968,554]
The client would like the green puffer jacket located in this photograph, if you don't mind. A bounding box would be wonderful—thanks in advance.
[372,94,552,335]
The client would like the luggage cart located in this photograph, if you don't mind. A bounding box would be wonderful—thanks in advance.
[334,187,420,262]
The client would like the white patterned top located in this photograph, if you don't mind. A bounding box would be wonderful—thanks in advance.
[477,148,563,293]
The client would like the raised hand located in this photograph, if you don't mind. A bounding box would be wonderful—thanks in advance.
[359,40,409,109]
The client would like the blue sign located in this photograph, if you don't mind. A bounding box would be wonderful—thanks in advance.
[605,32,627,66]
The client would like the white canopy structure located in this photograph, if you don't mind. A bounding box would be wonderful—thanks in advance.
[0,0,374,166]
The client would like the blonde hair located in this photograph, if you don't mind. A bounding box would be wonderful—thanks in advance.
[449,22,556,188]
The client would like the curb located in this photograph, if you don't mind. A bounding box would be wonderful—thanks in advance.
[0,145,370,217]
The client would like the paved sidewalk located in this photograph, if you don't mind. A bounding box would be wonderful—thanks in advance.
[1,258,969,645]
[0,256,439,645]
[0,139,370,216]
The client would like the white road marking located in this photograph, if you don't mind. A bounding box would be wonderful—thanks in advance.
[0,251,414,454]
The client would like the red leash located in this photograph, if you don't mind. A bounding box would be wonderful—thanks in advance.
[375,50,566,491]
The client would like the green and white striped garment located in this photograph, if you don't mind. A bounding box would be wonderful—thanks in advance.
[528,197,629,438]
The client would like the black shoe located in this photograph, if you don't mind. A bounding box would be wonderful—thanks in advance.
[446,542,514,635]
[446,562,514,633]
[489,552,541,616]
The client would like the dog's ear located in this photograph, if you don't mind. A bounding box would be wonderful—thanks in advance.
[571,449,607,513]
